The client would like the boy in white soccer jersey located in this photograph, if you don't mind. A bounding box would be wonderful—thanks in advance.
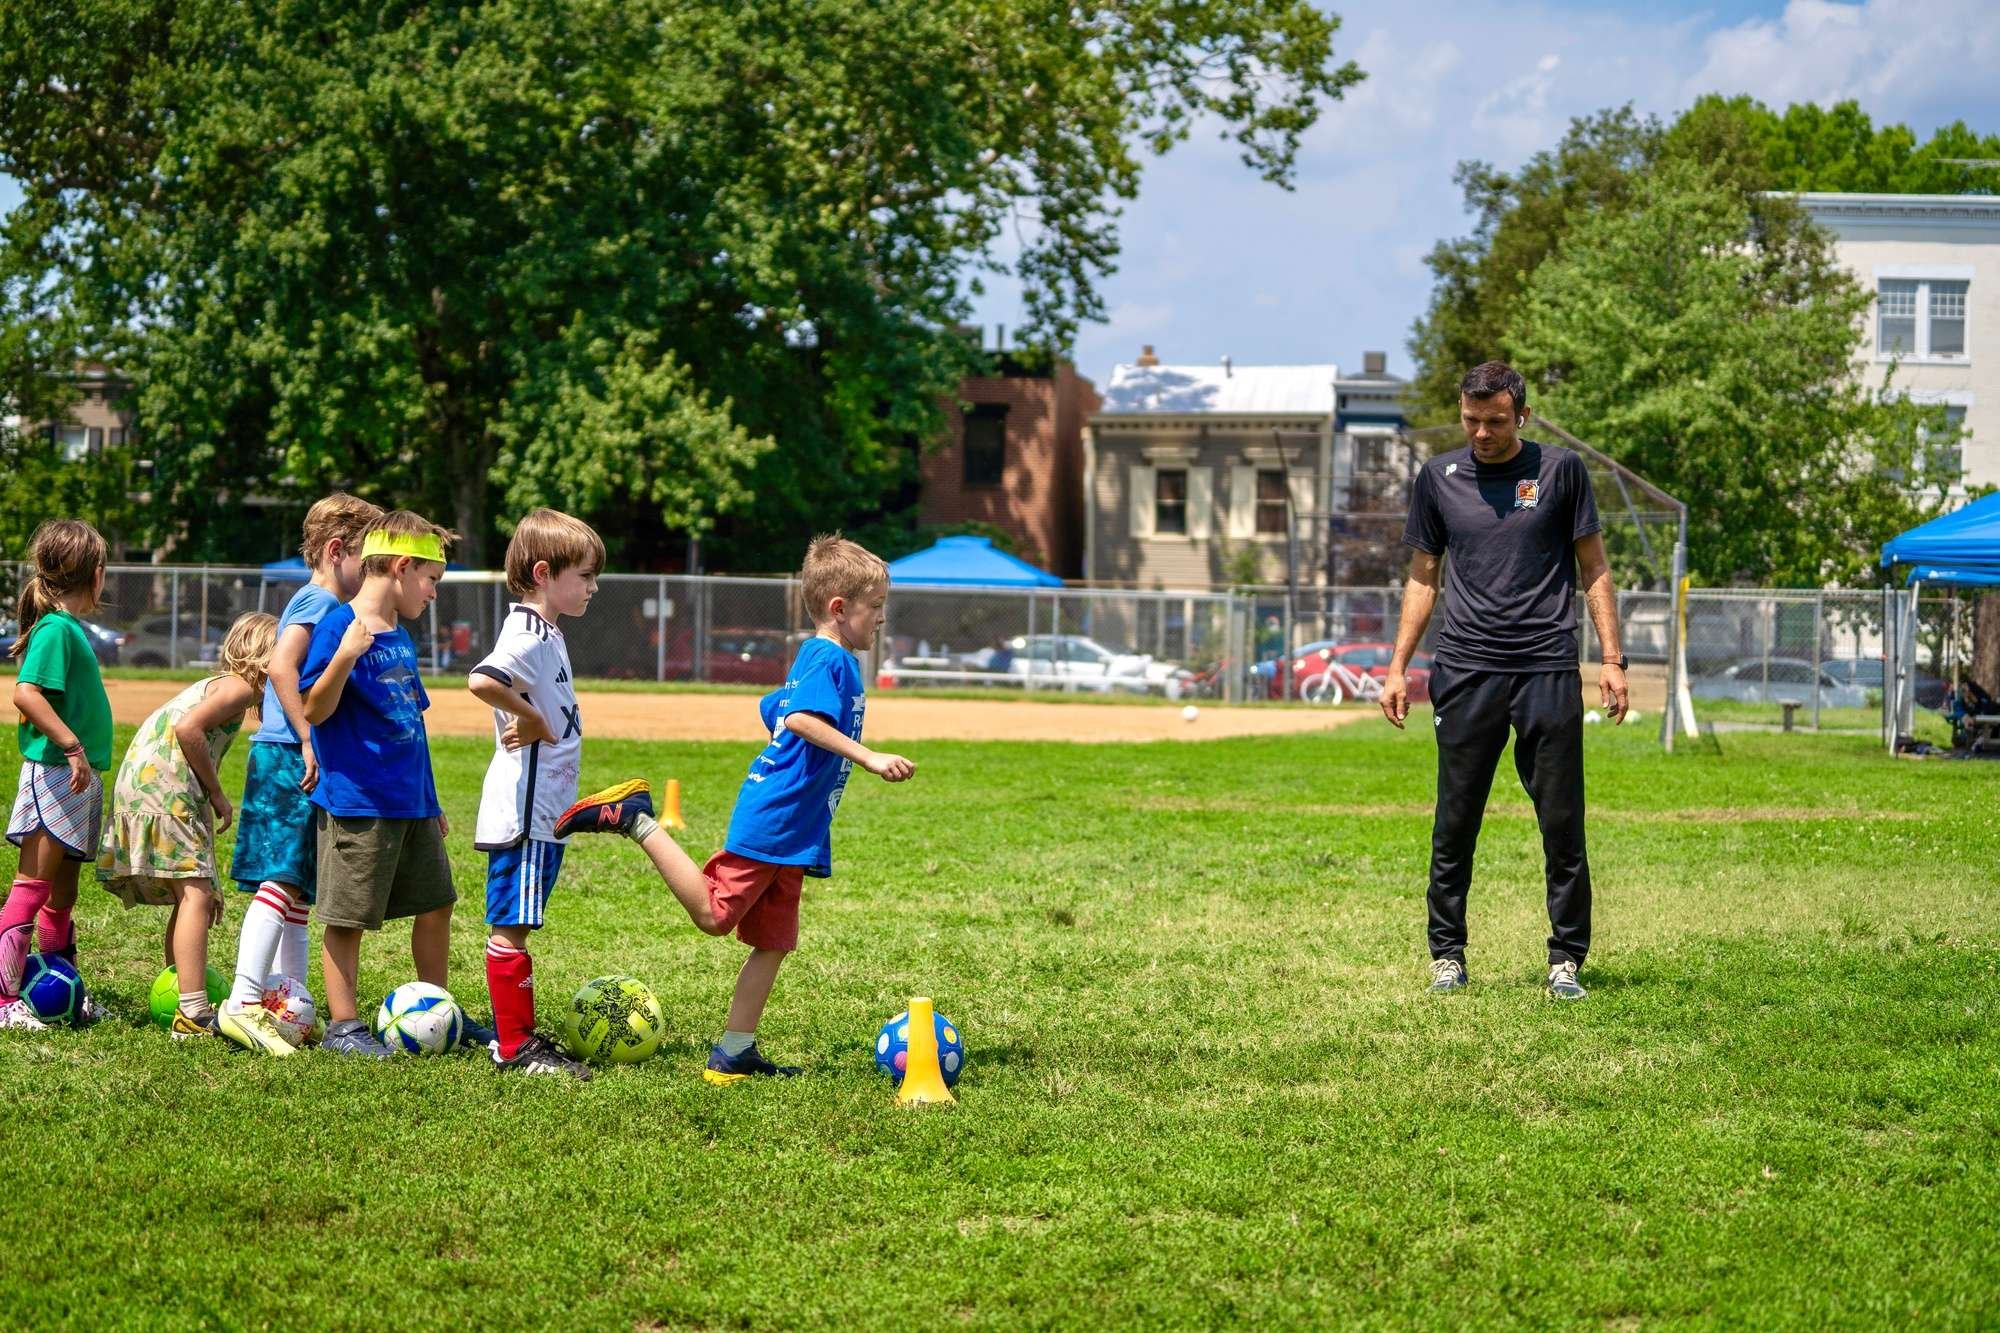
[465,509,604,1079]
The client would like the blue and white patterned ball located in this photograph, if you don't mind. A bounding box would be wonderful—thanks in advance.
[22,953,84,1025]
[374,982,464,1056]
[873,1009,965,1087]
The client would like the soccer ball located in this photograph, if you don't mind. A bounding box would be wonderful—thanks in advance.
[149,965,230,1029]
[374,982,464,1056]
[874,1009,965,1088]
[21,954,85,1025]
[563,975,664,1065]
[259,976,319,1048]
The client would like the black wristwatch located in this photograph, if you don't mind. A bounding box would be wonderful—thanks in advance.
[1603,655,1628,671]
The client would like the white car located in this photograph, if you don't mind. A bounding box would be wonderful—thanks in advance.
[1002,635,1191,695]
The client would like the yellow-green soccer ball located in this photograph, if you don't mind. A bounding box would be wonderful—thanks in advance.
[563,975,664,1065]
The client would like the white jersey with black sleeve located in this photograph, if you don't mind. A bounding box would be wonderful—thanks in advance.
[473,604,582,849]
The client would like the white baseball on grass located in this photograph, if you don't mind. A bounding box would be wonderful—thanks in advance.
[1584,709,1603,724]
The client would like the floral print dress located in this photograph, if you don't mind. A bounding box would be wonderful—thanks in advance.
[98,676,242,907]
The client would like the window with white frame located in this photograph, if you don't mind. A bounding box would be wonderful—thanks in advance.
[1878,277,1970,360]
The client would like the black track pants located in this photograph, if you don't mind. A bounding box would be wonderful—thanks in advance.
[1425,665,1591,967]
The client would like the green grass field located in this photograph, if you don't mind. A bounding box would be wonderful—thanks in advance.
[0,715,1994,1328]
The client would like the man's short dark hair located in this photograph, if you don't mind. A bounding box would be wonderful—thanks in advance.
[1460,361,1527,414]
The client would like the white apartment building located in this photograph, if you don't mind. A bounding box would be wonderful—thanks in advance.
[1792,192,2000,491]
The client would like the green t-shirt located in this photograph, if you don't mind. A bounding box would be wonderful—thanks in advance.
[15,609,113,771]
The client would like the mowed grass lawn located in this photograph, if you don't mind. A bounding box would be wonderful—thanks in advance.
[0,712,1995,1329]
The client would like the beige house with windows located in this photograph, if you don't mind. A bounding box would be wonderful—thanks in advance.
[1084,352,1336,587]
[1791,192,2000,490]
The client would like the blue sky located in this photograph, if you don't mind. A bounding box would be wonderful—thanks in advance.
[5,1,1996,393]
[966,0,2000,385]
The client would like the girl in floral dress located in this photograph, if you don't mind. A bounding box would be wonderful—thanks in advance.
[99,613,277,1038]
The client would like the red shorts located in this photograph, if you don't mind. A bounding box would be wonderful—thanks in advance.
[703,850,804,951]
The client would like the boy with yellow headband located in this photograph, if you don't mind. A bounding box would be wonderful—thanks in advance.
[299,510,478,1058]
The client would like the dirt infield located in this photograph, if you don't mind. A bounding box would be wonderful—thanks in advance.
[79,664,1655,745]
[88,679,1372,744]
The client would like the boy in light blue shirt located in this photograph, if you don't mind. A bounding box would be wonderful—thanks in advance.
[557,535,915,1082]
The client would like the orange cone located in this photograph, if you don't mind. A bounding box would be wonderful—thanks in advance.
[896,996,956,1106]
[661,778,687,830]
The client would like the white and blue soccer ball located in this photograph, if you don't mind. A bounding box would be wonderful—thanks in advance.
[22,953,85,1025]
[374,982,464,1056]
[873,1008,965,1088]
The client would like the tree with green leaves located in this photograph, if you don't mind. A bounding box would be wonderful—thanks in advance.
[1503,161,1955,586]
[1410,96,2000,423]
[0,0,1360,566]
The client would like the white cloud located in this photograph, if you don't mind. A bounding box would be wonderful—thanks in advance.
[973,0,2000,387]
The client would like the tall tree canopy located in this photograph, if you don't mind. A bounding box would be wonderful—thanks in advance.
[0,0,1361,565]
[1410,96,1993,584]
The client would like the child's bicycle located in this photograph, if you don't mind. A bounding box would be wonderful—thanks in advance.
[1299,658,1384,707]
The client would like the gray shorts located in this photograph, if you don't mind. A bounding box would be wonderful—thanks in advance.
[313,810,457,931]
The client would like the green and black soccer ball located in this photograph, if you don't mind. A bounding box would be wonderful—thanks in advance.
[563,974,664,1065]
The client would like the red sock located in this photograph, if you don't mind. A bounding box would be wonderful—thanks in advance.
[485,939,535,1061]
[0,878,53,1001]
[37,903,75,961]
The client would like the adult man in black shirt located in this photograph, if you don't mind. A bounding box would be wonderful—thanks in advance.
[1380,362,1628,1001]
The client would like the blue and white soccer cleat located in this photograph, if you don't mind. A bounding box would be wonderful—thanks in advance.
[702,1042,801,1085]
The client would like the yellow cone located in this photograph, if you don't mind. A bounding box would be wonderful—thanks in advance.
[661,778,687,831]
[896,996,956,1106]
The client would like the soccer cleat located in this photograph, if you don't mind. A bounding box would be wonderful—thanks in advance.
[1428,957,1468,993]
[553,779,653,839]
[702,1041,802,1085]
[458,1016,497,1052]
[170,1009,221,1041]
[322,1018,395,1059]
[219,1003,295,1056]
[1547,960,1587,1001]
[492,1032,593,1081]
[0,999,49,1031]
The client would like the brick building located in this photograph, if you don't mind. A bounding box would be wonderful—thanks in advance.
[919,355,1101,578]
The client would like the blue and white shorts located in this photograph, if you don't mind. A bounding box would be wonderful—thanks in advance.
[484,839,566,929]
[230,742,317,903]
[7,760,105,861]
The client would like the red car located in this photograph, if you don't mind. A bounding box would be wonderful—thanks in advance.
[1272,641,1432,704]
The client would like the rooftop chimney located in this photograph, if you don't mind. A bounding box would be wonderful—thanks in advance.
[1136,344,1159,367]
[1222,354,1233,378]
[1363,350,1387,375]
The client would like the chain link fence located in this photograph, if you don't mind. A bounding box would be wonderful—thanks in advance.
[12,563,1977,743]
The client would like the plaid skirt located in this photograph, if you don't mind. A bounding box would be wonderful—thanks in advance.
[6,760,106,862]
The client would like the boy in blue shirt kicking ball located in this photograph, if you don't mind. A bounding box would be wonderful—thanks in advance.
[558,535,915,1081]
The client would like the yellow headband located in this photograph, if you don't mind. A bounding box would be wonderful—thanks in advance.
[361,529,446,564]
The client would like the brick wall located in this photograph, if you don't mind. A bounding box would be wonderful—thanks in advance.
[920,363,1101,578]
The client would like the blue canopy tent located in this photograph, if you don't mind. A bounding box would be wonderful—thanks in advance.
[1880,490,2000,573]
[886,535,1062,588]
[1880,495,2000,747]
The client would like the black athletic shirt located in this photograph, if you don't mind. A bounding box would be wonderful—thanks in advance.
[1401,440,1601,672]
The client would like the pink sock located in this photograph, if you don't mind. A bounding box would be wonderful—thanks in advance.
[0,878,54,1001]
[37,903,74,961]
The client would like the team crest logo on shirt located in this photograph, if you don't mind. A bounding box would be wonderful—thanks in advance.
[1514,479,1540,510]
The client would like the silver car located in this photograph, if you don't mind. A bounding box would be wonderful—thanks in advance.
[1692,657,1867,708]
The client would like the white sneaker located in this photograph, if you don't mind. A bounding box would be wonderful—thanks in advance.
[0,999,49,1030]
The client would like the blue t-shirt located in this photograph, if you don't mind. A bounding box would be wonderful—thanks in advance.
[252,583,340,745]
[724,637,864,877]
[298,604,440,819]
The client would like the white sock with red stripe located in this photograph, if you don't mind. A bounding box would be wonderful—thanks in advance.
[278,899,312,986]
[228,882,295,1009]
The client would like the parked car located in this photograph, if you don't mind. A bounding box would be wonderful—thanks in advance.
[118,613,232,668]
[1000,634,1191,694]
[1820,656,1947,710]
[0,616,124,666]
[661,627,791,685]
[1692,657,1866,709]
[1263,641,1432,703]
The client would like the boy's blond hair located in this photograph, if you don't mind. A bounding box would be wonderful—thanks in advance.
[799,534,888,623]
[360,509,459,578]
[504,508,606,597]
[218,611,279,693]
[300,493,384,570]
